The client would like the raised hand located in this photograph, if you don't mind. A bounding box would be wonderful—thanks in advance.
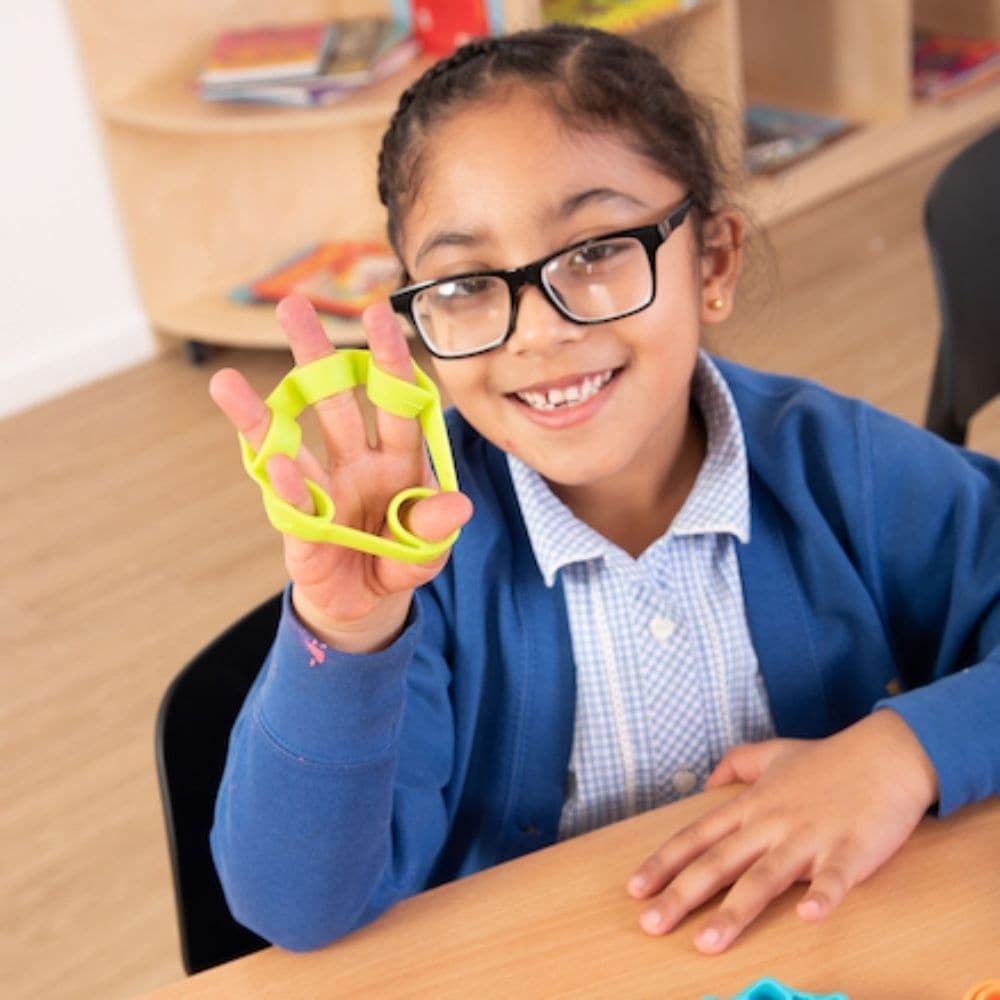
[209,294,473,653]
[626,709,938,953]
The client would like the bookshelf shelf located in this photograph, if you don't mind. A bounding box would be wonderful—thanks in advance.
[748,81,1000,224]
[105,50,434,135]
[156,289,363,351]
[67,0,1000,353]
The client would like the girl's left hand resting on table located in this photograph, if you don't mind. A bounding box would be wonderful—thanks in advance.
[627,709,938,953]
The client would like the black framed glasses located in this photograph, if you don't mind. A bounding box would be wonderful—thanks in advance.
[390,196,694,359]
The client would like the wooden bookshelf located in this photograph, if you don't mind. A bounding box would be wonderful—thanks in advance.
[66,0,1000,353]
[104,49,435,135]
[155,289,358,351]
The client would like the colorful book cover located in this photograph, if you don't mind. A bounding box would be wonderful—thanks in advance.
[410,1,491,54]
[240,242,402,318]
[323,16,397,83]
[541,0,696,32]
[913,32,1000,100]
[744,104,853,175]
[200,22,337,85]
[199,20,419,107]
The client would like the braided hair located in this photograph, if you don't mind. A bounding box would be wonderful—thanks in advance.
[377,24,731,262]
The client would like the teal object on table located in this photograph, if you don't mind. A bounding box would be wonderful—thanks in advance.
[703,978,848,1000]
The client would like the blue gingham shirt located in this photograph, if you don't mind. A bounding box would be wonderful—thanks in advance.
[509,352,775,839]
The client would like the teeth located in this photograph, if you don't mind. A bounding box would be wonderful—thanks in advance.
[515,369,614,411]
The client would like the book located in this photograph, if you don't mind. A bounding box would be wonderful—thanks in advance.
[744,104,854,175]
[324,16,404,85]
[199,18,419,107]
[199,21,338,85]
[913,31,1000,101]
[235,242,402,318]
[541,0,698,32]
[411,1,491,54]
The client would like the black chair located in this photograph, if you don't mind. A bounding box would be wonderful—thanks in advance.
[155,592,282,974]
[924,125,1000,445]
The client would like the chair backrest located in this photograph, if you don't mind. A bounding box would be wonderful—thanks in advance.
[924,125,1000,443]
[155,592,282,974]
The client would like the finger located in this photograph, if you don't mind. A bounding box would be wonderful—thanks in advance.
[267,453,331,570]
[705,740,799,789]
[692,842,811,954]
[266,454,313,513]
[275,294,369,464]
[209,366,327,485]
[637,829,767,937]
[276,292,340,366]
[363,300,424,459]
[375,491,475,590]
[797,856,856,922]
[400,490,474,542]
[627,803,742,899]
[705,755,739,789]
[209,367,270,449]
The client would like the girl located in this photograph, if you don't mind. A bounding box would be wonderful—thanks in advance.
[209,25,1000,955]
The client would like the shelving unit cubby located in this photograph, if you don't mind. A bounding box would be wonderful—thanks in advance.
[66,0,1000,352]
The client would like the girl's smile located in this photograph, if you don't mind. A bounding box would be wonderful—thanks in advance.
[510,366,618,414]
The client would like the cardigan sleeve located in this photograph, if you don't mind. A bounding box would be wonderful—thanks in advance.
[210,586,457,951]
[862,406,1000,815]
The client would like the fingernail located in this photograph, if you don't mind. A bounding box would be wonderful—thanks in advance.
[696,926,722,949]
[640,909,665,933]
[627,875,646,895]
[799,897,823,919]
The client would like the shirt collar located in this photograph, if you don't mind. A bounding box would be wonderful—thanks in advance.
[669,352,751,543]
[508,351,751,588]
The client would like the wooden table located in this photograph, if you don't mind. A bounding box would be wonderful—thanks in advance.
[143,787,1000,999]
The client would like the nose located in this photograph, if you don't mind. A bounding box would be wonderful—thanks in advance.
[505,285,585,358]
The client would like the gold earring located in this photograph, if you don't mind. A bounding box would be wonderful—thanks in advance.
[708,297,724,311]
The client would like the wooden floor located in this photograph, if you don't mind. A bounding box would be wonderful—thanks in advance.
[3,128,999,1000]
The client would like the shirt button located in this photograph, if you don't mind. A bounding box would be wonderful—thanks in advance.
[649,615,676,642]
[672,770,698,795]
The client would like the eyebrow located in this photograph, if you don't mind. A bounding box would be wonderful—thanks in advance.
[558,186,648,217]
[413,187,649,269]
[414,229,483,269]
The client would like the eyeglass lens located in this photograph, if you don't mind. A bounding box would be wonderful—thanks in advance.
[411,235,653,356]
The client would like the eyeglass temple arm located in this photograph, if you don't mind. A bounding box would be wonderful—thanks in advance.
[659,196,694,237]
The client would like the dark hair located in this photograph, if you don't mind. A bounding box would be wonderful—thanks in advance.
[377,24,732,259]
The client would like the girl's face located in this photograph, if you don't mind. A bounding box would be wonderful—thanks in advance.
[398,87,738,498]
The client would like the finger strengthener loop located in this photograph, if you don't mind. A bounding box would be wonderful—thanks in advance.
[239,350,460,564]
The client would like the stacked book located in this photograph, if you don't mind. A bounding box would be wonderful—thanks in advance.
[541,0,702,32]
[198,17,420,107]
[913,31,1000,101]
[232,242,402,318]
[744,104,854,175]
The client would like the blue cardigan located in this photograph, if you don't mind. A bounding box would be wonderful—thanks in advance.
[211,359,1000,951]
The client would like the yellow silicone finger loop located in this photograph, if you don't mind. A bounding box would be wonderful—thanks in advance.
[367,358,434,418]
[238,349,461,564]
[418,389,458,494]
[241,409,302,485]
[265,375,308,419]
[387,486,459,559]
[291,351,363,406]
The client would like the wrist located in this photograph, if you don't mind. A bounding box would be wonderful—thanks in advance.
[291,587,412,654]
[869,708,939,809]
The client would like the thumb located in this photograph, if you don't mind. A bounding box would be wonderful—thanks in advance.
[401,490,474,544]
[705,739,797,788]
[376,490,475,592]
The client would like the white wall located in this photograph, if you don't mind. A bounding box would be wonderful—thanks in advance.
[0,3,154,420]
